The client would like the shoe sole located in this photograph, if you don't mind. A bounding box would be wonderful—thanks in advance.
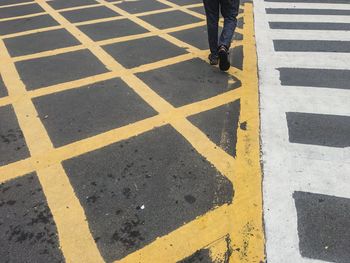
[218,50,230,71]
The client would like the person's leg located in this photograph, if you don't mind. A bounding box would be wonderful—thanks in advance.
[219,0,240,49]
[217,0,239,71]
[203,0,220,59]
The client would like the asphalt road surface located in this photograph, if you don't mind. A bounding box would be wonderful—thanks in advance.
[0,0,263,262]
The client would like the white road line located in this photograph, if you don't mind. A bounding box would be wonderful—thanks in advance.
[262,85,350,116]
[274,52,350,70]
[267,14,350,23]
[264,2,350,10]
[269,29,350,41]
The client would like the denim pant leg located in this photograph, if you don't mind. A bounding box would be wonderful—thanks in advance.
[203,0,220,55]
[219,0,239,48]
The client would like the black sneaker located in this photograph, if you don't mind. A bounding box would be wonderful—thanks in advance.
[218,45,230,71]
[208,53,219,65]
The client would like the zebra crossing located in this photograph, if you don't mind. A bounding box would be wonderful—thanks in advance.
[254,0,350,262]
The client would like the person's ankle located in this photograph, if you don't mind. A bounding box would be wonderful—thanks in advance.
[218,45,229,52]
[208,53,219,65]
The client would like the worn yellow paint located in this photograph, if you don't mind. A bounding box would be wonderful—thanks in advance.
[229,3,265,262]
[0,0,264,262]
[119,205,232,263]
[208,236,231,262]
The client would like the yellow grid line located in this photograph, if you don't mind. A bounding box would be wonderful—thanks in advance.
[0,0,264,262]
[0,87,242,184]
[57,3,104,12]
[73,15,125,26]
[0,25,64,39]
[0,40,241,109]
[0,1,242,40]
[0,39,104,263]
[0,1,203,24]
[115,3,264,263]
[9,20,208,63]
[0,11,47,22]
[0,1,34,9]
[1,12,241,107]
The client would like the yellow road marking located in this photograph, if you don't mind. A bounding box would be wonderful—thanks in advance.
[0,12,46,22]
[0,1,34,9]
[0,88,242,185]
[208,236,231,262]
[0,25,63,39]
[0,39,104,262]
[229,4,265,262]
[57,3,104,12]
[0,158,34,183]
[0,0,264,262]
[9,21,207,63]
[73,15,125,26]
[2,40,240,111]
[119,205,232,263]
[11,44,85,63]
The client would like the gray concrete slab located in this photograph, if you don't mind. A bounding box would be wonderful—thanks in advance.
[278,68,350,90]
[188,100,240,157]
[0,105,30,166]
[0,75,8,98]
[0,173,64,263]
[15,49,108,90]
[4,29,81,57]
[78,19,149,41]
[274,40,350,53]
[294,191,350,263]
[269,22,350,31]
[48,0,98,10]
[286,112,350,148]
[63,125,233,261]
[60,6,119,23]
[0,3,44,19]
[103,36,187,69]
[33,78,157,147]
[0,15,59,36]
[115,0,169,14]
[137,58,241,107]
[140,10,202,30]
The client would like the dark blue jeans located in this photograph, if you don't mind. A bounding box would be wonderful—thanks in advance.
[203,0,240,56]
